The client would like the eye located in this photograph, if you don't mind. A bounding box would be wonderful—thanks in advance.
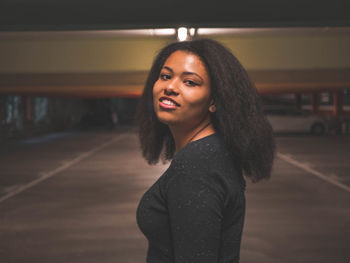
[184,79,199,87]
[159,73,170,80]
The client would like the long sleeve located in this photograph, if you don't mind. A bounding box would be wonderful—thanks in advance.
[165,161,227,263]
[137,133,245,263]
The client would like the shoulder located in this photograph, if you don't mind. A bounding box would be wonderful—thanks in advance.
[163,133,244,195]
[172,133,240,178]
[173,133,226,165]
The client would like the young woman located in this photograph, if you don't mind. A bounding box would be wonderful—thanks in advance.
[136,38,275,263]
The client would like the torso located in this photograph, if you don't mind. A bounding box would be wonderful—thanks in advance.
[136,133,246,263]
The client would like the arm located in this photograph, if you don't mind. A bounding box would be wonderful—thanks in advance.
[166,165,226,263]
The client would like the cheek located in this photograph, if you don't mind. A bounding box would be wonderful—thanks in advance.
[183,90,211,112]
[152,82,162,106]
[152,81,160,96]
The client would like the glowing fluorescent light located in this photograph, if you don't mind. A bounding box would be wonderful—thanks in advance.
[177,27,188,41]
[189,28,196,36]
[152,28,176,36]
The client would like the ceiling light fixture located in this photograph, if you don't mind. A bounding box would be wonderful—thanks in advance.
[177,27,189,41]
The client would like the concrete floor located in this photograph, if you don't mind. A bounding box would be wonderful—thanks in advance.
[0,126,349,263]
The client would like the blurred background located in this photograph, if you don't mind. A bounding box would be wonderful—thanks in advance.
[1,0,350,139]
[0,1,349,263]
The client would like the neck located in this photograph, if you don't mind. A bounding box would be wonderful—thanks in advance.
[169,117,216,153]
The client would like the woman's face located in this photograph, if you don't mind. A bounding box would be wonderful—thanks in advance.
[153,50,213,128]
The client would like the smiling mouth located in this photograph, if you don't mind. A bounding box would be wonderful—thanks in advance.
[159,97,180,109]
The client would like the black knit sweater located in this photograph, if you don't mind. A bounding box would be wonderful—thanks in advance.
[136,133,246,263]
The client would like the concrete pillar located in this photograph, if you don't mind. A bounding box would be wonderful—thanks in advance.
[0,96,5,122]
[26,96,31,121]
[295,93,302,111]
[311,93,319,113]
[333,91,344,134]
[49,97,55,118]
[333,90,343,116]
[49,97,56,130]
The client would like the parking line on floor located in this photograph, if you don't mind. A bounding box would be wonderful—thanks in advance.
[0,135,126,204]
[277,152,350,193]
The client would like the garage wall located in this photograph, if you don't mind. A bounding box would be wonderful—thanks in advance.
[0,37,173,73]
[1,31,350,73]
[215,34,350,70]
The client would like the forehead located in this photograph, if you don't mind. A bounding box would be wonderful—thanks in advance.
[163,50,207,74]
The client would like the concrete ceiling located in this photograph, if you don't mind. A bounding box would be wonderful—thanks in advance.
[1,0,349,31]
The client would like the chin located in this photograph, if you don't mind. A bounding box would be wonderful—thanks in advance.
[156,112,180,125]
[157,116,178,125]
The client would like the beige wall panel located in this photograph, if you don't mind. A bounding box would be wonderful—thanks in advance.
[0,34,350,73]
[213,35,350,70]
[0,37,172,73]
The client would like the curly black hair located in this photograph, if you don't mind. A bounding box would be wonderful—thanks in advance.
[135,38,275,182]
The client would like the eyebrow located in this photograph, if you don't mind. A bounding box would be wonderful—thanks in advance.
[162,66,204,82]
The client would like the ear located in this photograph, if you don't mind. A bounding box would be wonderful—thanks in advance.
[209,99,216,113]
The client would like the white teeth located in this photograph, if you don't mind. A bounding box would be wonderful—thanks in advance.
[162,99,176,106]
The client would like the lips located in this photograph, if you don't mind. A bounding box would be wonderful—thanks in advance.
[159,96,180,107]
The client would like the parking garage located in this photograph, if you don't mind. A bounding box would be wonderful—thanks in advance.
[1,1,350,262]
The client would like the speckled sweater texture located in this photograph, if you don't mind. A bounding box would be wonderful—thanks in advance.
[136,133,246,263]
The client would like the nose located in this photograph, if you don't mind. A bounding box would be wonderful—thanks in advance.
[163,78,179,95]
